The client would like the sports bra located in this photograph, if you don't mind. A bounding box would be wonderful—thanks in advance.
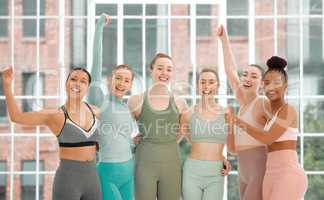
[235,97,265,146]
[263,104,298,142]
[57,102,100,150]
[190,108,227,144]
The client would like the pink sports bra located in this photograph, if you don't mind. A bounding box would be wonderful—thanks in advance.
[235,97,265,146]
[263,105,298,142]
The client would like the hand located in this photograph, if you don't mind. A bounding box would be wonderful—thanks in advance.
[216,25,227,41]
[221,159,232,176]
[133,134,142,145]
[225,106,235,123]
[2,66,13,85]
[103,14,112,26]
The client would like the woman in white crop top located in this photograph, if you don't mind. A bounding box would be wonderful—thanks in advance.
[230,56,307,200]
[217,25,268,200]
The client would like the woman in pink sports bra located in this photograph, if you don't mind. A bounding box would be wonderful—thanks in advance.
[230,56,308,200]
[217,25,268,200]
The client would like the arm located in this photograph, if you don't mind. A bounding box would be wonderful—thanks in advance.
[2,67,51,126]
[87,14,109,107]
[178,108,192,144]
[234,105,297,145]
[226,107,237,154]
[217,25,245,105]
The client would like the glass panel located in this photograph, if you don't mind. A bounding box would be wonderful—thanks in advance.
[67,0,87,16]
[227,0,248,15]
[278,18,300,96]
[304,100,324,133]
[305,175,324,199]
[124,19,142,78]
[0,19,8,38]
[96,4,117,16]
[304,0,322,15]
[171,19,192,96]
[278,0,300,15]
[255,19,274,64]
[227,18,248,37]
[303,18,324,95]
[255,0,274,15]
[124,4,142,16]
[171,4,189,16]
[228,175,240,200]
[65,19,87,69]
[39,136,59,171]
[14,137,36,171]
[146,4,168,16]
[22,0,45,16]
[304,137,324,171]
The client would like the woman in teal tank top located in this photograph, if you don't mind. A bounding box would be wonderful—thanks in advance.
[180,68,233,200]
[87,14,137,200]
[128,53,188,200]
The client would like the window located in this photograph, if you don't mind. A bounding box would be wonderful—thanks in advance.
[21,160,44,200]
[23,0,45,38]
[22,72,45,112]
[0,161,6,200]
[0,0,8,37]
[227,0,248,37]
[196,5,212,37]
[0,74,7,120]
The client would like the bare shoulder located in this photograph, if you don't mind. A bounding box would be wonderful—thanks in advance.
[174,95,188,113]
[181,105,194,122]
[87,104,101,118]
[128,93,145,118]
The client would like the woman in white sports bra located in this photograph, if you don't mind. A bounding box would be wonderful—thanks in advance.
[217,25,268,200]
[230,56,308,200]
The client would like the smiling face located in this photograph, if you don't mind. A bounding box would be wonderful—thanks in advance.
[240,65,263,93]
[110,68,133,98]
[263,70,287,101]
[198,71,219,97]
[150,57,174,84]
[65,70,90,100]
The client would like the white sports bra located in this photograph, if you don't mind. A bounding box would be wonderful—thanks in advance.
[263,104,298,142]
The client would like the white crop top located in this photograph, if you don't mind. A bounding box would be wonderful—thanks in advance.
[235,97,265,146]
[263,106,298,142]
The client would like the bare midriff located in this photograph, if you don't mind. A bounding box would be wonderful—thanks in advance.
[59,146,97,161]
[189,142,225,161]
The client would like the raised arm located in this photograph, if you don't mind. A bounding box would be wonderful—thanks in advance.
[233,104,297,145]
[2,67,51,126]
[217,25,244,105]
[87,14,111,107]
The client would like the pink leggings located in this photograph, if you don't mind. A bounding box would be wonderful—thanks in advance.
[263,150,308,200]
[238,146,267,200]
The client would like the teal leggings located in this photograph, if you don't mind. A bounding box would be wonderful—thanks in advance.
[97,159,134,200]
[182,159,224,200]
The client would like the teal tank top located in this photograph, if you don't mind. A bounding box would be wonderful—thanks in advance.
[189,110,227,144]
[87,15,136,162]
[137,91,180,144]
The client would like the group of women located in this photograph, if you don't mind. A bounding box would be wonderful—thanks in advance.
[1,14,308,200]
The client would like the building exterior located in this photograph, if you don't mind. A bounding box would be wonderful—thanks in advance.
[0,0,323,200]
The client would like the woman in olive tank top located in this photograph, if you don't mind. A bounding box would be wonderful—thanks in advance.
[128,53,188,200]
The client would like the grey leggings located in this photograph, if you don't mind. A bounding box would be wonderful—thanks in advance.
[53,159,102,200]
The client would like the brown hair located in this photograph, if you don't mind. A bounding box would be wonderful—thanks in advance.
[66,67,92,85]
[112,64,135,80]
[249,64,265,76]
[149,53,173,70]
[199,68,219,83]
